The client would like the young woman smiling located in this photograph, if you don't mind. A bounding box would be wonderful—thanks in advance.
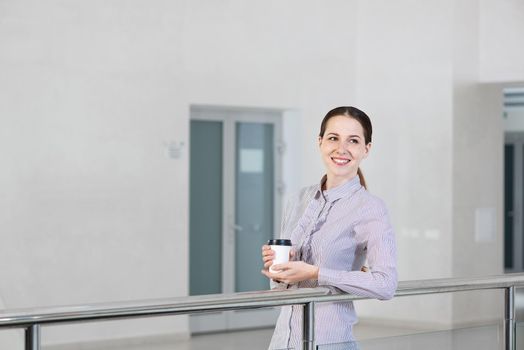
[261,106,397,349]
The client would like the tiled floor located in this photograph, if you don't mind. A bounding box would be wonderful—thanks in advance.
[43,322,496,350]
[0,320,512,349]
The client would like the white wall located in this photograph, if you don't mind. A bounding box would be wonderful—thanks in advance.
[350,0,455,327]
[1,0,523,346]
[479,0,524,82]
[452,0,504,324]
[0,0,189,345]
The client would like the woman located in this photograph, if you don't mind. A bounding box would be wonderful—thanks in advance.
[261,106,397,349]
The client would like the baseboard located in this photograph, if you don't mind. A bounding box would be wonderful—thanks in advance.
[357,316,501,332]
[356,316,452,332]
[45,332,190,350]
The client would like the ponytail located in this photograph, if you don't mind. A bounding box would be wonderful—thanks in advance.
[357,168,367,190]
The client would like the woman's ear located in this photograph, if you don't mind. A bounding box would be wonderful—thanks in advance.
[363,142,372,158]
[318,136,322,147]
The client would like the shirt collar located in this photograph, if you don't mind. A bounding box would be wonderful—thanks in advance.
[314,175,362,202]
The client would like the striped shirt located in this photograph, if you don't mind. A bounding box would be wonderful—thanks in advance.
[268,175,398,349]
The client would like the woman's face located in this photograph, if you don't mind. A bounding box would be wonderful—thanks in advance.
[318,115,371,188]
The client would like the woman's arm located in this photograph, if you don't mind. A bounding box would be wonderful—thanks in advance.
[318,200,397,300]
[263,196,397,299]
[262,259,318,283]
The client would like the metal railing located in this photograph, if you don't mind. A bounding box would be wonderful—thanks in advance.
[1,273,524,350]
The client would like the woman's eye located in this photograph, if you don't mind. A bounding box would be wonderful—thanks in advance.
[349,139,359,144]
[328,136,338,141]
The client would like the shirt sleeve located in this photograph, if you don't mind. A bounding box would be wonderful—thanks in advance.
[317,198,398,300]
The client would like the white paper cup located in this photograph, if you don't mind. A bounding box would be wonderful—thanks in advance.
[268,239,292,273]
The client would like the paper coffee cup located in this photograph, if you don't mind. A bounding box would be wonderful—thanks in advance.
[268,239,292,273]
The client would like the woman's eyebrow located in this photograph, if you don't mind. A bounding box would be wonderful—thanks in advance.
[326,132,361,138]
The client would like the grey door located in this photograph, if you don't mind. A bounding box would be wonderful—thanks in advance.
[189,106,282,332]
[505,132,524,272]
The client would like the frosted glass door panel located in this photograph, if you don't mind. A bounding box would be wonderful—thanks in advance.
[235,122,274,292]
[505,144,514,270]
[190,120,223,296]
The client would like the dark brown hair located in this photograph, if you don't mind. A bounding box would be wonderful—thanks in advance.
[319,106,372,189]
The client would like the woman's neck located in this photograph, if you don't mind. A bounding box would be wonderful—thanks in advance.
[324,175,356,191]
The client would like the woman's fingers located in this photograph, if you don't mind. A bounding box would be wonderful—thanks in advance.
[261,266,288,284]
[261,246,274,256]
[261,269,282,283]
[261,268,277,278]
[271,263,290,272]
[262,251,274,259]
[263,251,275,258]
[261,245,275,270]
[262,252,275,263]
[263,259,274,269]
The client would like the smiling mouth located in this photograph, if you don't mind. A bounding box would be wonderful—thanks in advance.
[331,157,350,165]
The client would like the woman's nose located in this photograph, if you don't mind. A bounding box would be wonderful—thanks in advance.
[336,142,347,153]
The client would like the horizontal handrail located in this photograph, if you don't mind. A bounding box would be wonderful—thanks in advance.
[1,273,524,328]
[0,288,328,328]
[319,273,524,302]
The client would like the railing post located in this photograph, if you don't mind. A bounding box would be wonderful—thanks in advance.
[504,286,516,350]
[25,324,41,350]
[303,302,315,350]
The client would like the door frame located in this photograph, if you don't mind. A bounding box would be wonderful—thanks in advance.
[505,132,524,272]
[189,105,283,332]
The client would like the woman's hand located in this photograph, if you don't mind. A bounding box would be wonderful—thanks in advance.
[261,261,319,284]
[261,245,275,270]
[261,245,296,270]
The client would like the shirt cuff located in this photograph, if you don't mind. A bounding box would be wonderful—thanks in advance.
[318,267,343,286]
[270,279,288,290]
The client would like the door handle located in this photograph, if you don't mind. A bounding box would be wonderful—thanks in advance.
[231,224,243,231]
[227,215,243,232]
